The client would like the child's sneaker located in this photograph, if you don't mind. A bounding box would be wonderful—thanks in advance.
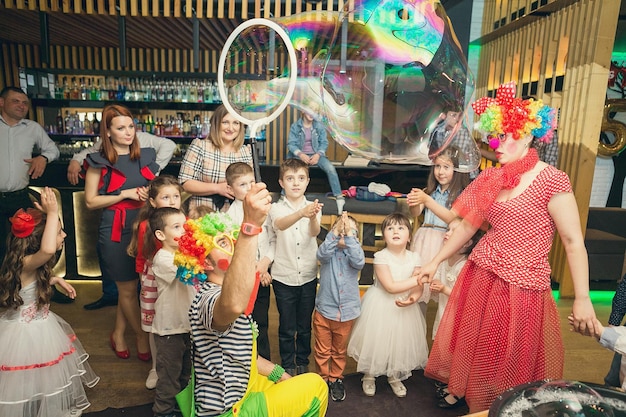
[145,368,158,390]
[330,379,346,401]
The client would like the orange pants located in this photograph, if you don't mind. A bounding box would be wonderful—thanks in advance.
[313,310,355,381]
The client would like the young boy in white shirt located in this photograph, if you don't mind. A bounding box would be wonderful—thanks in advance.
[268,158,324,376]
[149,207,197,417]
[225,162,275,360]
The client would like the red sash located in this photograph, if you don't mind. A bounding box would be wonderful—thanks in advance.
[107,199,144,242]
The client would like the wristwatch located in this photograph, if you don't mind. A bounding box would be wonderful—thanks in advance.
[241,222,263,236]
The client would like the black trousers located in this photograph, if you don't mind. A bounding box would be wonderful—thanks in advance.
[272,279,317,369]
[252,284,272,361]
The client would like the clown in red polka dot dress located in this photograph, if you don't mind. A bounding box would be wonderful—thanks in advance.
[412,82,600,413]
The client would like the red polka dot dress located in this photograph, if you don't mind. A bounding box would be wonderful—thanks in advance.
[425,165,571,413]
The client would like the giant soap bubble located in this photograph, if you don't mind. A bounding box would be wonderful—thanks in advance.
[489,380,626,417]
[220,0,479,170]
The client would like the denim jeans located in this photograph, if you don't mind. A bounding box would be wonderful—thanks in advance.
[311,155,342,197]
[605,351,622,387]
[272,279,317,369]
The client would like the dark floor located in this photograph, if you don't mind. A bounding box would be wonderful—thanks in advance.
[53,281,616,416]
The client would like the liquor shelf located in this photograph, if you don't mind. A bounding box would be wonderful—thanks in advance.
[32,99,222,112]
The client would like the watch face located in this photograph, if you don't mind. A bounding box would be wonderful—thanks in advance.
[242,223,262,235]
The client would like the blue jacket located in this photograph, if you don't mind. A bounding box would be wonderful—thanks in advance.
[315,232,365,322]
[287,118,329,157]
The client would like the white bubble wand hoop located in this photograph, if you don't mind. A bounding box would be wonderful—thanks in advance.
[217,18,298,181]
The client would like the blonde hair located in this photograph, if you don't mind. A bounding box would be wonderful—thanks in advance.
[208,105,246,150]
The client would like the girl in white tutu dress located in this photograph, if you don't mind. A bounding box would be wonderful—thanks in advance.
[0,187,99,417]
[347,212,428,398]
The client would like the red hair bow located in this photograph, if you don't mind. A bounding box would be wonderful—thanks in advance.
[9,208,42,238]
[471,82,517,116]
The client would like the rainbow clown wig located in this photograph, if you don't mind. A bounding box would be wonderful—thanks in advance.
[174,212,240,287]
[471,82,557,147]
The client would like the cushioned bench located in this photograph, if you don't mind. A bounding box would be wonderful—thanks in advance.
[585,207,626,284]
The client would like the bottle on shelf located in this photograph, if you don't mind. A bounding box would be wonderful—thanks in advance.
[116,78,125,101]
[203,80,212,103]
[189,80,198,103]
[181,80,189,103]
[84,114,92,135]
[92,112,101,135]
[201,116,211,139]
[62,77,70,99]
[166,80,174,102]
[64,110,73,134]
[90,78,100,101]
[146,114,154,134]
[81,78,89,100]
[108,77,116,100]
[182,115,191,137]
[197,81,204,103]
[190,114,200,137]
[152,117,161,136]
[56,110,64,134]
[125,78,134,102]
[70,77,80,100]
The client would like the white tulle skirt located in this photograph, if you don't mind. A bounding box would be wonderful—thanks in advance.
[0,307,99,417]
[347,283,429,381]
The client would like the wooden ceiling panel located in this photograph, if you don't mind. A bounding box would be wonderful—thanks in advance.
[0,6,243,51]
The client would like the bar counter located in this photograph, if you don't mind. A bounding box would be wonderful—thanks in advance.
[33,159,429,279]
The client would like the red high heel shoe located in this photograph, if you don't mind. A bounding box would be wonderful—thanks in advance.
[110,333,130,359]
[137,349,152,362]
[137,336,151,361]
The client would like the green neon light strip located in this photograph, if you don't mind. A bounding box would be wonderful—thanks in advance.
[552,290,615,303]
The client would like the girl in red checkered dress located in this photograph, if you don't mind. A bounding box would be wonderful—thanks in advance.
[409,83,599,413]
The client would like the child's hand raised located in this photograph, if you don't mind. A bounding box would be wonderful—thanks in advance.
[300,199,323,219]
[407,188,428,207]
[34,187,58,215]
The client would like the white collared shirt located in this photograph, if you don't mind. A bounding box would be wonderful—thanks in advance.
[0,115,60,192]
[267,196,320,286]
[226,199,275,263]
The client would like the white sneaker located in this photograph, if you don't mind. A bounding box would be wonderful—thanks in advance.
[146,368,158,390]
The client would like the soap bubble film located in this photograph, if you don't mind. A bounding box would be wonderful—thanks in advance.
[489,380,626,417]
[222,0,479,169]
